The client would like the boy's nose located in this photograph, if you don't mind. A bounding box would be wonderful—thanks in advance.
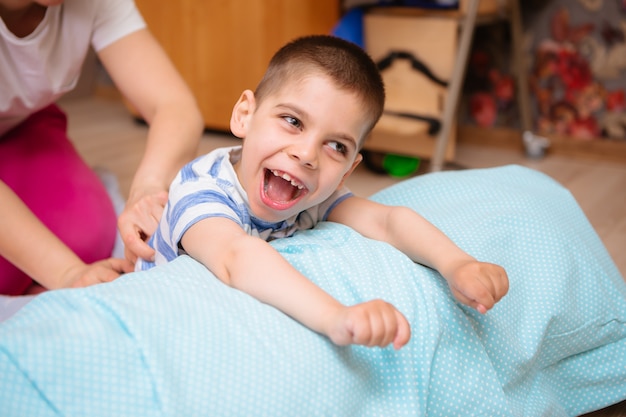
[288,140,318,169]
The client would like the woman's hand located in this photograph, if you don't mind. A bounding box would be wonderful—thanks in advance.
[66,257,135,289]
[118,187,168,263]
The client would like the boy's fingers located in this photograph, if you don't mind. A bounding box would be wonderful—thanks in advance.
[344,301,412,349]
[476,304,488,314]
[380,309,400,348]
[484,265,509,300]
[393,311,411,350]
[496,272,510,300]
[452,288,492,313]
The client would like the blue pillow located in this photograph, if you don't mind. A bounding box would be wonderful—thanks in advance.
[1,165,625,416]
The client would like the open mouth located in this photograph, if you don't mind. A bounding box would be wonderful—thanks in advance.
[262,168,307,209]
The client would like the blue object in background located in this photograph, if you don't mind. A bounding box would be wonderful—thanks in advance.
[332,7,365,48]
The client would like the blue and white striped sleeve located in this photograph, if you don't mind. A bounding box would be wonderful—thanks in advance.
[159,161,244,260]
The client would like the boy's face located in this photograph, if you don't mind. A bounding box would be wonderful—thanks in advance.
[231,74,369,223]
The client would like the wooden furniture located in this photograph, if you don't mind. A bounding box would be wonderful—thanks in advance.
[364,10,460,165]
[362,0,531,172]
[133,0,340,131]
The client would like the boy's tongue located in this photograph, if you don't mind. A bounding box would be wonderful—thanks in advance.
[265,173,298,202]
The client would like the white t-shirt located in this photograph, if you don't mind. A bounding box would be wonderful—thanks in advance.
[0,0,146,136]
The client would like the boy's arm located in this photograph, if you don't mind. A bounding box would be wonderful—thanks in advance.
[180,216,411,349]
[329,196,509,313]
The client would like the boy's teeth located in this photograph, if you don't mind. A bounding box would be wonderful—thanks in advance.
[271,170,304,189]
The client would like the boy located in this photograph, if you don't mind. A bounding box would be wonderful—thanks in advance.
[137,35,509,350]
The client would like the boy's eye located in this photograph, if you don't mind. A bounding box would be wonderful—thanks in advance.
[283,115,301,129]
[328,141,348,155]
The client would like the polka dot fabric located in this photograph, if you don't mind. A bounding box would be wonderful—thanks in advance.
[1,165,625,416]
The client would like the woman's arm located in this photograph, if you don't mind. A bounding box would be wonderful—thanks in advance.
[0,182,132,290]
[329,196,509,313]
[181,216,411,349]
[97,28,204,262]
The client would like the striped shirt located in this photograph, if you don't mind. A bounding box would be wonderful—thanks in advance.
[136,146,352,271]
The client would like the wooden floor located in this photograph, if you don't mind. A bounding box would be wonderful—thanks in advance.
[59,96,626,280]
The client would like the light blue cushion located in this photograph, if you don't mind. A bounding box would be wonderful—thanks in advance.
[1,165,625,416]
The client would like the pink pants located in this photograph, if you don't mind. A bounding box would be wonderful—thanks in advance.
[0,104,117,295]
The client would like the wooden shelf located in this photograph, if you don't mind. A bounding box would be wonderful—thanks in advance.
[458,125,626,164]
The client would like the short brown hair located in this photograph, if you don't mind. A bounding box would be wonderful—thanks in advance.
[254,35,385,144]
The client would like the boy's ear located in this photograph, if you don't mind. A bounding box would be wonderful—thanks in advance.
[337,152,363,189]
[230,90,256,138]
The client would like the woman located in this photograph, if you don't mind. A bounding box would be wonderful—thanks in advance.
[0,0,204,294]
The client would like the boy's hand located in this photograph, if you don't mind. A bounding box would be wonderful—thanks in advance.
[446,261,509,314]
[326,300,411,350]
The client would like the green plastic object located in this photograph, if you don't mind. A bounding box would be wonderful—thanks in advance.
[382,154,421,177]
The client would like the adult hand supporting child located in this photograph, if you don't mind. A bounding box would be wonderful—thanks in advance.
[0,182,133,292]
[118,187,169,263]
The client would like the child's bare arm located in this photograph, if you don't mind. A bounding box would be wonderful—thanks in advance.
[180,217,411,349]
[329,196,509,313]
